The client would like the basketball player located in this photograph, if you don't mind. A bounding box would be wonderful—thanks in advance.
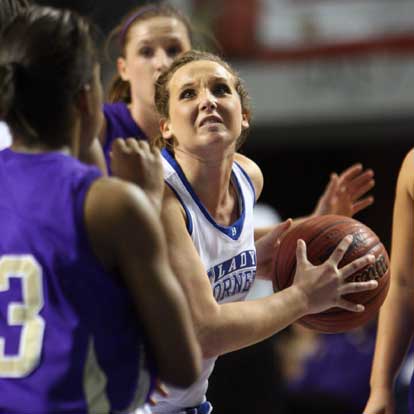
[364,149,414,414]
[145,50,379,413]
[0,6,201,413]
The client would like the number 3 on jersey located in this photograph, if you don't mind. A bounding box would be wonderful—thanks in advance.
[0,255,45,378]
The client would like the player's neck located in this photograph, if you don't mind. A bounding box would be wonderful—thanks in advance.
[128,101,160,140]
[11,137,71,155]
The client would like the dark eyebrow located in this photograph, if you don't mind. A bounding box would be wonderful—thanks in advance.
[178,82,196,92]
[211,76,229,83]
[178,76,230,90]
[137,36,184,46]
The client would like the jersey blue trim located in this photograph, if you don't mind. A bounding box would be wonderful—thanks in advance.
[162,148,245,241]
[234,161,257,205]
[165,181,193,235]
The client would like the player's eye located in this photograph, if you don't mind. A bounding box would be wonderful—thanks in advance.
[167,44,182,57]
[212,83,231,96]
[138,46,154,58]
[179,88,196,100]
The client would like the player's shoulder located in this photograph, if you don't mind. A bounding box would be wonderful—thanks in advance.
[234,152,263,200]
[397,148,414,198]
[87,176,153,220]
[162,183,187,215]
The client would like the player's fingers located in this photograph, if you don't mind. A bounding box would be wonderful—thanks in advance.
[339,280,378,295]
[348,178,375,201]
[136,140,151,154]
[296,239,309,265]
[153,147,162,163]
[337,163,363,183]
[328,235,353,265]
[125,137,141,152]
[148,395,157,406]
[351,196,375,215]
[324,173,339,200]
[273,219,292,240]
[336,298,365,313]
[273,238,281,257]
[111,138,128,155]
[340,254,376,280]
[156,382,169,397]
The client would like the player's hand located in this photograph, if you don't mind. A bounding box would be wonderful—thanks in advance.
[313,164,375,217]
[148,380,169,406]
[255,219,292,279]
[110,138,164,212]
[292,235,378,315]
[363,388,395,414]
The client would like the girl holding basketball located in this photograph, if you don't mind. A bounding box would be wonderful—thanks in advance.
[147,50,379,413]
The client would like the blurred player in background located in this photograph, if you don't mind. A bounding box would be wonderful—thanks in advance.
[101,3,193,174]
[0,5,201,413]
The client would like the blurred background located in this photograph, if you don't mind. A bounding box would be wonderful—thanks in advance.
[31,0,414,412]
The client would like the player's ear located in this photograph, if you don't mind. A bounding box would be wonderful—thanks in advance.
[241,111,250,130]
[75,84,95,118]
[160,117,173,140]
[117,57,129,81]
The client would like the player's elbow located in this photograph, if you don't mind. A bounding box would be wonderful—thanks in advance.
[199,337,221,359]
[197,326,223,359]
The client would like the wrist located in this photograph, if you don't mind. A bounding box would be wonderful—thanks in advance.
[284,284,310,319]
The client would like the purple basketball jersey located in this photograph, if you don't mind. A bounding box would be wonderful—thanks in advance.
[0,149,155,413]
[103,102,147,174]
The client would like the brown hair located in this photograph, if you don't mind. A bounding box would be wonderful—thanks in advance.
[106,2,194,104]
[0,6,98,148]
[0,0,30,30]
[153,50,251,151]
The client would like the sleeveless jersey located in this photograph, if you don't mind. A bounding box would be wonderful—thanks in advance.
[103,102,147,174]
[0,122,11,151]
[0,149,155,414]
[154,149,257,413]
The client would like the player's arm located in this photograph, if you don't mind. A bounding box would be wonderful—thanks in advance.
[162,186,377,359]
[364,150,414,414]
[84,177,201,388]
[97,115,107,146]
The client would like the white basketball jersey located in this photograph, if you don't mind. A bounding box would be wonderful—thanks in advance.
[0,122,12,150]
[154,149,257,413]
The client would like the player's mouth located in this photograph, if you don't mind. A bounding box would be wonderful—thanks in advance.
[198,115,223,128]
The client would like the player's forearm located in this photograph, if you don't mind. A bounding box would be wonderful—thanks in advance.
[137,262,202,387]
[254,226,273,241]
[369,278,414,390]
[198,285,308,359]
[78,138,108,175]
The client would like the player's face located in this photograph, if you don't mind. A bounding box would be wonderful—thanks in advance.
[118,16,191,110]
[161,60,249,155]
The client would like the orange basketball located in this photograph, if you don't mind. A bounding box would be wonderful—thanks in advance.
[273,215,390,333]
